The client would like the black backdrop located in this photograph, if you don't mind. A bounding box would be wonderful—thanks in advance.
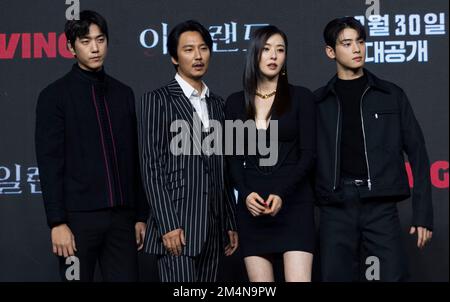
[0,0,448,282]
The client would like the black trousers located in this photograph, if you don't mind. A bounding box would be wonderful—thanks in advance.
[319,182,409,282]
[157,213,221,282]
[59,208,138,282]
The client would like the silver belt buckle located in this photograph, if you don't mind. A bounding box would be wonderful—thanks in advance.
[354,179,364,186]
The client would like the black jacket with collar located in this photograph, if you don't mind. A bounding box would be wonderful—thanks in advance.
[314,69,433,229]
[35,64,149,228]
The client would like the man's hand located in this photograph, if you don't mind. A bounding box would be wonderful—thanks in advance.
[264,194,283,217]
[225,231,239,256]
[162,228,186,256]
[245,192,267,217]
[51,224,77,258]
[135,222,147,251]
[410,226,432,249]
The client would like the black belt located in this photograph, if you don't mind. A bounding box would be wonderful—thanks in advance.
[343,179,368,187]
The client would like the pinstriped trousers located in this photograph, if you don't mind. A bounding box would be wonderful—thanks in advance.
[157,212,221,282]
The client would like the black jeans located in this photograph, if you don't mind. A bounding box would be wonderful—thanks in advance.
[319,181,409,282]
[59,207,138,282]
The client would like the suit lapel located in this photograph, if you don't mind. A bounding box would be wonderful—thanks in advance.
[167,79,204,155]
[167,79,195,129]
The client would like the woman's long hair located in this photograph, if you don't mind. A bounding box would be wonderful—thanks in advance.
[243,25,291,120]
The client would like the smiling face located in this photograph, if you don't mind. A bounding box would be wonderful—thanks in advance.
[326,27,366,73]
[68,23,107,72]
[171,30,211,82]
[258,33,286,81]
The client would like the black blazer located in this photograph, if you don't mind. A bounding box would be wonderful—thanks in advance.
[35,64,148,228]
[138,79,237,256]
[225,85,317,202]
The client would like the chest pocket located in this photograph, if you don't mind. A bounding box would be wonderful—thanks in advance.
[370,109,402,151]
[372,109,400,119]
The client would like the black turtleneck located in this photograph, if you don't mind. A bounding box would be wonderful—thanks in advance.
[74,63,106,82]
[335,73,368,178]
[74,64,124,208]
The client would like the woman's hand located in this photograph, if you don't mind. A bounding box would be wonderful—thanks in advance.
[245,192,268,217]
[264,194,283,216]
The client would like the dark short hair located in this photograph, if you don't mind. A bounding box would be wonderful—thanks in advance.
[323,16,366,49]
[65,10,109,48]
[243,25,291,119]
[167,20,213,68]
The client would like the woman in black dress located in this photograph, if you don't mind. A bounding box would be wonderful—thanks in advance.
[225,25,316,281]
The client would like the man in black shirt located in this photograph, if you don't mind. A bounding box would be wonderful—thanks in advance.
[35,10,148,281]
[314,17,433,281]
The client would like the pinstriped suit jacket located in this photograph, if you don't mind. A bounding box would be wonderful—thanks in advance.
[138,79,237,256]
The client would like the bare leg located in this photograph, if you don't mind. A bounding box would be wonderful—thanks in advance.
[244,255,275,282]
[283,251,313,282]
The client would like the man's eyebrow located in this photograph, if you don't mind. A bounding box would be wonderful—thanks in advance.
[181,43,207,48]
[79,34,105,40]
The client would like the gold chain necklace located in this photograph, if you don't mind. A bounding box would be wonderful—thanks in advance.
[255,90,276,99]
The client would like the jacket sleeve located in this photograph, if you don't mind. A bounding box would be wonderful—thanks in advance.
[216,97,237,232]
[224,95,253,202]
[137,90,180,236]
[399,89,433,230]
[223,159,238,231]
[129,88,149,223]
[273,89,317,201]
[35,87,67,228]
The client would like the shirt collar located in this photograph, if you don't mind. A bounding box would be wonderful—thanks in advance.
[175,73,209,99]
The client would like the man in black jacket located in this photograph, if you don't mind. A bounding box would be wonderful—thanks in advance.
[35,10,148,281]
[314,17,433,281]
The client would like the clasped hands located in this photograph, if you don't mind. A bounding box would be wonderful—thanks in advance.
[245,192,282,217]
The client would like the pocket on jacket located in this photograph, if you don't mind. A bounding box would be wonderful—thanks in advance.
[370,110,402,147]
[167,167,184,182]
[372,109,400,120]
[166,177,185,190]
[166,179,185,203]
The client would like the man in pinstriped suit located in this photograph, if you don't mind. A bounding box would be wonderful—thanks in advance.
[138,20,239,282]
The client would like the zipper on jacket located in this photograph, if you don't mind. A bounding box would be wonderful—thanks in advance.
[360,86,372,190]
[374,111,397,119]
[333,95,341,191]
